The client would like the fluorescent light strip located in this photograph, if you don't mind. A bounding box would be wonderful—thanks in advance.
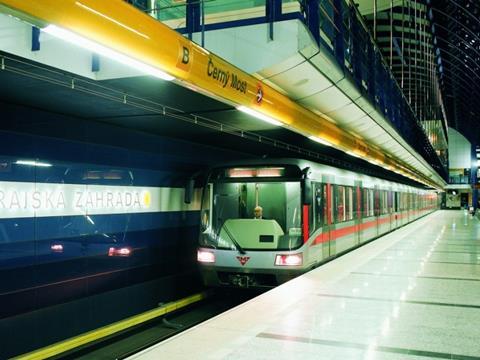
[42,25,174,81]
[309,136,332,147]
[75,2,150,39]
[346,151,361,158]
[237,106,282,126]
[16,160,52,167]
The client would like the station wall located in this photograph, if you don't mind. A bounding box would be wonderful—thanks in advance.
[0,102,245,358]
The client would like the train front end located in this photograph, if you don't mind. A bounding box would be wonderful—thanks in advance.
[197,164,309,288]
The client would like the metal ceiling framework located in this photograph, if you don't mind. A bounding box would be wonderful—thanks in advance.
[428,0,480,145]
[359,0,480,147]
[358,0,449,167]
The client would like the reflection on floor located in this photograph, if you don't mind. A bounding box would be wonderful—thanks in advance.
[129,210,480,360]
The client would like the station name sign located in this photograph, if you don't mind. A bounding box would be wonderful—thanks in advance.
[207,58,247,94]
[0,181,201,219]
[0,182,152,219]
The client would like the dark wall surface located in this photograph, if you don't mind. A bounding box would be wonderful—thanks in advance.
[0,102,247,358]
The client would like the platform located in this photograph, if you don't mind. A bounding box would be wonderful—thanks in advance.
[129,210,480,360]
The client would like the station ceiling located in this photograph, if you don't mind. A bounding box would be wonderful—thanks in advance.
[357,0,480,145]
[0,52,421,186]
[0,0,449,188]
[430,0,480,144]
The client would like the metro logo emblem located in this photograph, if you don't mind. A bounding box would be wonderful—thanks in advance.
[236,256,250,266]
[256,85,263,104]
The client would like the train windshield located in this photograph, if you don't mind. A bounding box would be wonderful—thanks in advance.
[200,181,303,251]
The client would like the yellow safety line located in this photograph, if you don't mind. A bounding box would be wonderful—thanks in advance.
[14,291,208,360]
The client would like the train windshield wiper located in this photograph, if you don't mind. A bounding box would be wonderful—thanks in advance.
[223,224,246,255]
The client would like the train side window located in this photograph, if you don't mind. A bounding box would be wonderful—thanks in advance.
[388,191,393,213]
[363,188,375,217]
[379,190,384,215]
[313,182,323,230]
[323,184,333,225]
[201,183,212,231]
[368,189,375,216]
[336,186,345,222]
[363,188,368,217]
[346,187,353,221]
[383,191,388,214]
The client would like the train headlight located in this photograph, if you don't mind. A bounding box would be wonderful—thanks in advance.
[197,249,215,263]
[275,253,303,266]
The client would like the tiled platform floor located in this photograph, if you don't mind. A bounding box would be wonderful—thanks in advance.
[130,211,480,360]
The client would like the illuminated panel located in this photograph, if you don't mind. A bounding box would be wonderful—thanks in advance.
[108,246,132,257]
[0,181,202,219]
[226,167,285,178]
[50,244,64,253]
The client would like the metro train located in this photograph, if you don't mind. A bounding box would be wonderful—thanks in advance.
[197,158,439,288]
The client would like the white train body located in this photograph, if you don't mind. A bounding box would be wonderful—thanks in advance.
[197,159,439,288]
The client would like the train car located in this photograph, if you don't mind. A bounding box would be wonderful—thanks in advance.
[197,159,438,288]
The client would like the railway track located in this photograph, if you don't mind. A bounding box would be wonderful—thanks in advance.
[53,289,261,360]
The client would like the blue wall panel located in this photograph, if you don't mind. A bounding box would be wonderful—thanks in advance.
[0,103,245,358]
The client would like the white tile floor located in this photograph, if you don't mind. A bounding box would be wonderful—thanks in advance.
[129,211,480,360]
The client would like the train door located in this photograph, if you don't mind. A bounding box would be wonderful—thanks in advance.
[409,193,413,222]
[323,183,333,258]
[388,190,394,232]
[374,187,380,235]
[394,191,399,228]
[355,183,361,246]
[311,182,326,263]
[360,187,376,243]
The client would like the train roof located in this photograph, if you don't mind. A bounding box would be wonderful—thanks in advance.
[208,158,435,193]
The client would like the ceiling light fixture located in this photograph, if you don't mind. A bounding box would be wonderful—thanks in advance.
[236,106,282,126]
[309,136,332,147]
[42,24,174,81]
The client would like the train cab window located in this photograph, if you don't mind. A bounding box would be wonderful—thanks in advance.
[199,180,303,251]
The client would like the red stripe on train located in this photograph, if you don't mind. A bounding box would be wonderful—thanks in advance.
[310,207,434,246]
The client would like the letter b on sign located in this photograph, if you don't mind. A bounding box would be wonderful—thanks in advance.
[182,47,190,64]
[177,42,192,72]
